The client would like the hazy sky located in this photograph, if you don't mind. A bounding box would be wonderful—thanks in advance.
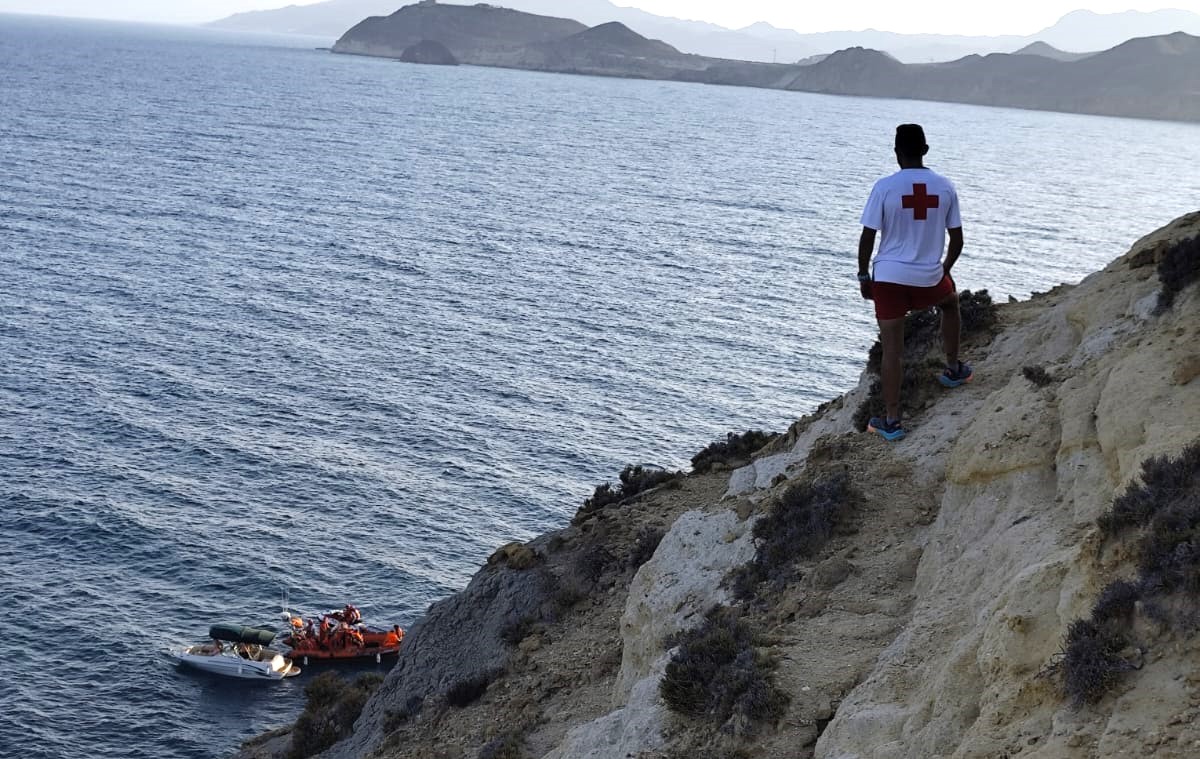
[0,0,1197,35]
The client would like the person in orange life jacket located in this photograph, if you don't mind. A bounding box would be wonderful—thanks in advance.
[857,124,973,442]
[318,617,332,648]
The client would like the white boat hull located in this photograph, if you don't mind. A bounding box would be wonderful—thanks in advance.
[177,645,301,680]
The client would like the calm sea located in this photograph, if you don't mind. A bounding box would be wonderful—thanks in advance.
[2,14,1198,759]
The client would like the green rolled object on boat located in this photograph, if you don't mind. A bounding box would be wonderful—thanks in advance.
[209,624,277,646]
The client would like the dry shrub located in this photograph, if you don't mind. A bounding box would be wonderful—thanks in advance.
[288,672,383,759]
[1155,234,1200,314]
[1058,440,1200,704]
[446,670,497,708]
[575,465,681,523]
[691,431,779,473]
[1022,365,1055,387]
[478,731,527,759]
[629,526,666,569]
[730,474,854,599]
[660,607,789,726]
[1061,619,1136,706]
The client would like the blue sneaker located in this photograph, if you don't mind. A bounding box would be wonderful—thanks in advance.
[939,361,974,388]
[868,416,906,442]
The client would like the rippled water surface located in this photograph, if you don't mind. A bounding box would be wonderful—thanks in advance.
[2,14,1199,759]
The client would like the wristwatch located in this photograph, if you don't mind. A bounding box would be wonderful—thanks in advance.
[857,272,871,282]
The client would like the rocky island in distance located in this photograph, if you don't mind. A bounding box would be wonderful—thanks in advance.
[330,1,1200,123]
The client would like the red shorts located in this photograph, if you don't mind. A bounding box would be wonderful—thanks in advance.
[872,275,956,320]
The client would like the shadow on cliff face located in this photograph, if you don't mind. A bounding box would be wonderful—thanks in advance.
[854,289,999,431]
[1059,440,1200,705]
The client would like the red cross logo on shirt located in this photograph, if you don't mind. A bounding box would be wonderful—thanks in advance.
[902,183,939,221]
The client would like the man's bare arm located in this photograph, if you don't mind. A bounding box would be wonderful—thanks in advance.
[944,227,964,274]
[858,227,877,300]
[858,227,876,275]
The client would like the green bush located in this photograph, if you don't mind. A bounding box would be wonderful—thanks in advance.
[288,672,384,759]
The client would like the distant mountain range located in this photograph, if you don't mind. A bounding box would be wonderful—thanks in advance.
[327,3,1200,123]
[209,1,1200,63]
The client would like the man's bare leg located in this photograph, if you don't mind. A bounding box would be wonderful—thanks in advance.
[879,317,905,421]
[940,291,961,369]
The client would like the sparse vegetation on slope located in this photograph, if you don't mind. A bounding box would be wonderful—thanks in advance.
[691,431,779,473]
[1022,365,1056,387]
[728,473,855,600]
[660,607,789,727]
[477,731,528,759]
[1155,234,1200,313]
[1059,440,1200,703]
[288,672,384,759]
[576,464,681,521]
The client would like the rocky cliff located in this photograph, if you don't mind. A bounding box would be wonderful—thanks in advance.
[332,4,715,79]
[236,211,1200,759]
[330,3,586,62]
[773,32,1200,123]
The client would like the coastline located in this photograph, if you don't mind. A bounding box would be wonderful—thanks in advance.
[236,211,1200,758]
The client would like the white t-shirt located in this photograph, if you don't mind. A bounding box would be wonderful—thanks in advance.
[860,168,961,287]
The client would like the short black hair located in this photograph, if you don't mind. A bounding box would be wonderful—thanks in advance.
[895,124,928,156]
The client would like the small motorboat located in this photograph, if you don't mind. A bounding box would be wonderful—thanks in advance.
[177,624,300,680]
[280,604,404,665]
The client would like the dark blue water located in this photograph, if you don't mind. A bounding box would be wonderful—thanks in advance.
[2,14,1199,759]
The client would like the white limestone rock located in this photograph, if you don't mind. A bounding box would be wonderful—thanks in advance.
[616,509,758,701]
[539,654,671,759]
[725,383,865,498]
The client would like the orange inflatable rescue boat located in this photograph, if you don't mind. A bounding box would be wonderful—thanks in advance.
[280,604,404,664]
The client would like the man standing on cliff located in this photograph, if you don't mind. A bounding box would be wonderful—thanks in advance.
[857,124,972,441]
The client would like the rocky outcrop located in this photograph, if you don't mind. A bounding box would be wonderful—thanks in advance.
[615,509,758,700]
[331,2,586,61]
[816,212,1200,759]
[320,557,554,759]
[398,39,457,66]
[333,5,715,79]
[234,213,1200,759]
